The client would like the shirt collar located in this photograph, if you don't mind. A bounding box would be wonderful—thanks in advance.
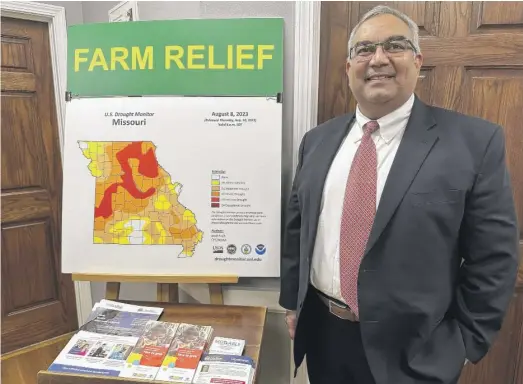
[354,93,415,144]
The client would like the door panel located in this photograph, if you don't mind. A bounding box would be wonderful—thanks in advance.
[471,1,523,31]
[318,2,523,384]
[1,17,78,354]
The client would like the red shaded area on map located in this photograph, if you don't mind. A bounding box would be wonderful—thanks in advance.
[95,141,159,218]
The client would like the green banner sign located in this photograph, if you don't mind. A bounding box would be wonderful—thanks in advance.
[67,18,283,97]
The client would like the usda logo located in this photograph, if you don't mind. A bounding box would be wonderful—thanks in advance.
[255,244,266,255]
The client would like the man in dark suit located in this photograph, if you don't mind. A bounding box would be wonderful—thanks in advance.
[279,5,519,384]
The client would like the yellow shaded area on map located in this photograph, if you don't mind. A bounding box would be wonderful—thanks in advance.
[154,195,172,211]
[80,142,109,177]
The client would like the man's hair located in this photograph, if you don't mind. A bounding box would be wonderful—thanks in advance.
[347,5,421,58]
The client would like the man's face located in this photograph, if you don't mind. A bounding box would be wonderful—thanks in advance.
[346,14,422,106]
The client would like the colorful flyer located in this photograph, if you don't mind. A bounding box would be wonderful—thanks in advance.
[155,323,213,383]
[119,321,179,380]
[48,331,138,377]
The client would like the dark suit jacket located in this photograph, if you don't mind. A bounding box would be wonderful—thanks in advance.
[279,96,519,384]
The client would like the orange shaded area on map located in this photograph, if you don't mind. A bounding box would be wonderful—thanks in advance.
[79,141,203,257]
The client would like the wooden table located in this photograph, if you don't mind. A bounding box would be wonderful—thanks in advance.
[32,302,267,384]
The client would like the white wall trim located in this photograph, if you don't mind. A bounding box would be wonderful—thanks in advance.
[108,1,140,22]
[1,1,93,326]
[292,0,322,174]
[291,4,322,384]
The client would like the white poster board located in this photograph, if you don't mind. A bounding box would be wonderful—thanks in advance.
[61,96,282,277]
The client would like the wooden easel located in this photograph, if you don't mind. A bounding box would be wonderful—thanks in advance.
[72,273,239,304]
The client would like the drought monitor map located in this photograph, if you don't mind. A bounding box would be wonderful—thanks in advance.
[79,141,203,257]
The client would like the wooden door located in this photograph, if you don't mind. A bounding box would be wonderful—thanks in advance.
[318,2,523,384]
[1,17,78,354]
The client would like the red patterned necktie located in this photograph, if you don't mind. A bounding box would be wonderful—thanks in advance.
[339,120,379,318]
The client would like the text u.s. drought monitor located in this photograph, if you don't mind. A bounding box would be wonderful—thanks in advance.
[74,44,275,72]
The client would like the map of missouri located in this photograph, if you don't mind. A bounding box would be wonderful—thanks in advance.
[79,141,203,257]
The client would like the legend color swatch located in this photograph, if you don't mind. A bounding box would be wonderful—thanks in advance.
[211,175,220,208]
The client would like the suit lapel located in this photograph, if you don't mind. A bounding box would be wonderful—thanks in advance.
[307,114,355,261]
[365,97,438,255]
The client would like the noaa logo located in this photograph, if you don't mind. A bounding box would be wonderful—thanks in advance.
[255,244,266,255]
[227,244,237,254]
[241,244,251,255]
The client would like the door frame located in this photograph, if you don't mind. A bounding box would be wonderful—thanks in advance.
[292,0,322,175]
[291,3,321,384]
[1,1,93,325]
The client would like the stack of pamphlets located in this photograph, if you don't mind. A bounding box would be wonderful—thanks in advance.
[208,337,245,355]
[155,323,213,383]
[47,300,255,383]
[47,300,163,376]
[191,337,255,384]
[81,299,164,337]
[192,354,255,384]
[120,320,179,380]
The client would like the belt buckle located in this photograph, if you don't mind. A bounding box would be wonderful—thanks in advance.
[328,300,348,319]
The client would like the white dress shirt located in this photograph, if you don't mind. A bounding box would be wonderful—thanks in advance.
[310,93,415,304]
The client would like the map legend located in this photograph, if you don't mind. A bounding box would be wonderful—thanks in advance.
[211,174,220,208]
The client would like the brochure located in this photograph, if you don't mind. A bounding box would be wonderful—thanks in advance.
[208,337,245,356]
[155,323,213,383]
[192,354,255,384]
[48,330,138,377]
[80,300,163,337]
[119,320,179,380]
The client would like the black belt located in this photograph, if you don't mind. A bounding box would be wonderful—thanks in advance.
[313,287,359,322]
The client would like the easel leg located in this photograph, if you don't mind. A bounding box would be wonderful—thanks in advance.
[157,283,179,303]
[105,282,121,300]
[209,284,223,304]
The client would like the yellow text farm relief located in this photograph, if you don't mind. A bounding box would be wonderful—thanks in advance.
[74,45,275,72]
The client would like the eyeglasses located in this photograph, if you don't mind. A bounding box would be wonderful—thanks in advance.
[349,37,417,61]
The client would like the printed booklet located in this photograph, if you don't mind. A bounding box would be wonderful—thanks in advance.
[192,354,255,384]
[81,299,163,337]
[48,330,138,376]
[208,337,245,356]
[155,323,213,383]
[119,320,179,380]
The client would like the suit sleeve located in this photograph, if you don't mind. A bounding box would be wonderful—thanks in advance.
[454,125,519,363]
[279,132,307,310]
